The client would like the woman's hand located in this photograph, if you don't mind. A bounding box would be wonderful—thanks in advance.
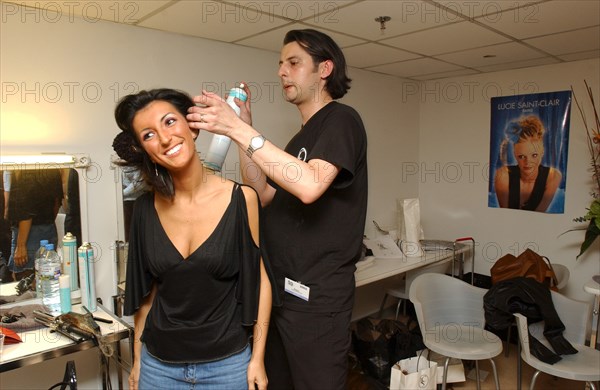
[128,360,141,390]
[247,357,268,390]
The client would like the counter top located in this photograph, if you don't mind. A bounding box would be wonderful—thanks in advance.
[355,246,465,287]
[0,300,132,372]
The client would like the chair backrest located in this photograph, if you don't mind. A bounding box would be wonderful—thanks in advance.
[409,273,488,334]
[514,313,533,361]
[551,264,570,290]
[536,290,589,345]
[514,289,591,362]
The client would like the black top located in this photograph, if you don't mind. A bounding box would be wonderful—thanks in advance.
[123,183,279,363]
[508,165,549,210]
[264,101,368,312]
[8,169,63,225]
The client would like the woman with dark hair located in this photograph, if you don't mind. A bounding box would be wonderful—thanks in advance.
[494,115,562,211]
[113,88,277,390]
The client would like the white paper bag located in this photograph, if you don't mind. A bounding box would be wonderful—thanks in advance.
[397,198,424,257]
[417,349,466,384]
[390,354,437,390]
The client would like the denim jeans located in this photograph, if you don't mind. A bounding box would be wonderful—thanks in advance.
[139,343,250,390]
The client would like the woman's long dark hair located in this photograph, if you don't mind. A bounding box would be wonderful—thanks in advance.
[284,29,351,99]
[113,88,196,199]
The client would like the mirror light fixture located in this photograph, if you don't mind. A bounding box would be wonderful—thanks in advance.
[0,153,91,170]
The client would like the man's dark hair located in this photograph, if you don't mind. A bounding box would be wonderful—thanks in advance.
[284,29,352,99]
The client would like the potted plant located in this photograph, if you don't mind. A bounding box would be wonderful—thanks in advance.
[567,80,600,266]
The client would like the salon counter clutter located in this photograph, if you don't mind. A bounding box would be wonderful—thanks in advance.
[355,239,469,287]
[0,286,132,376]
[351,239,470,321]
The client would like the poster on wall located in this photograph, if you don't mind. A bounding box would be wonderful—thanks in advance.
[488,90,571,214]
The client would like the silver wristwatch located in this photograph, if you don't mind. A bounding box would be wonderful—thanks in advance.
[246,134,266,158]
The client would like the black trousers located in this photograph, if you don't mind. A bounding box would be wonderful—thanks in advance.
[265,306,353,390]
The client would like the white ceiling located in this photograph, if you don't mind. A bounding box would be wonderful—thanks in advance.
[8,0,600,80]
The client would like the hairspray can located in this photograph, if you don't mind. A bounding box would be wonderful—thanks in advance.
[78,242,97,312]
[203,83,248,172]
[59,274,72,314]
[62,233,79,291]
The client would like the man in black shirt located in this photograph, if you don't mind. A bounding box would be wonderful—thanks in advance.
[189,29,368,389]
[7,169,63,280]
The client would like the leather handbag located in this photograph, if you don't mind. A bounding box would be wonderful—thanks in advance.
[490,248,558,291]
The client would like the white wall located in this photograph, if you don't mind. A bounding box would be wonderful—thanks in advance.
[345,73,421,237]
[2,2,598,387]
[418,59,600,302]
[1,3,417,387]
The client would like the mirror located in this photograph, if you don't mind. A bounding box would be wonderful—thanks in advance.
[114,164,148,270]
[120,166,148,243]
[112,161,149,314]
[0,154,91,296]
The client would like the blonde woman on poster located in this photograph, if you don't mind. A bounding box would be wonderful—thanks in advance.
[489,91,571,214]
[494,115,563,212]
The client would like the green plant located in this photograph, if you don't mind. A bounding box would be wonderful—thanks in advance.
[568,80,600,258]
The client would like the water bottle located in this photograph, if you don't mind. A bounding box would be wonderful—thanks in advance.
[40,243,62,316]
[203,83,248,172]
[34,239,49,297]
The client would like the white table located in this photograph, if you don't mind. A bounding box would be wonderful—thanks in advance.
[355,246,468,287]
[351,245,470,322]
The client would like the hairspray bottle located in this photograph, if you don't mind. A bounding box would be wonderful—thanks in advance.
[62,232,79,291]
[78,242,97,312]
[59,275,72,313]
[203,83,248,172]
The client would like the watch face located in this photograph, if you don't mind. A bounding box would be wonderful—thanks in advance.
[251,136,264,149]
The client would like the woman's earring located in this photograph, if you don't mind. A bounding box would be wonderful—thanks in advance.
[155,163,159,177]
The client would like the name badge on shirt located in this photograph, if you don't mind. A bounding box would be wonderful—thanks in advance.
[284,277,310,301]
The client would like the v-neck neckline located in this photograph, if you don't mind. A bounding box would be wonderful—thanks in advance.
[150,186,237,261]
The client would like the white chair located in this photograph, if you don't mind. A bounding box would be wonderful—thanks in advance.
[551,263,570,290]
[409,273,503,390]
[514,289,600,390]
[378,257,452,319]
[505,264,570,357]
